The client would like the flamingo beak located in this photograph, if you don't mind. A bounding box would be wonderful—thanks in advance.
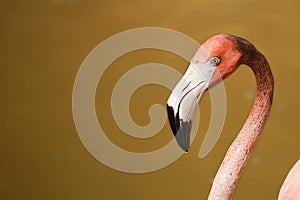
[167,60,217,152]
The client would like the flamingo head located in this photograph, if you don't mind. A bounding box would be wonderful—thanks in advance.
[167,34,246,152]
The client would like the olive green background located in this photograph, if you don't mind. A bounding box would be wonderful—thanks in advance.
[1,0,300,199]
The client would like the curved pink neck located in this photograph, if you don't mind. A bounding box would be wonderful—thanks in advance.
[208,49,274,199]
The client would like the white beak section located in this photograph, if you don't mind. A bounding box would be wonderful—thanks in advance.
[167,59,217,152]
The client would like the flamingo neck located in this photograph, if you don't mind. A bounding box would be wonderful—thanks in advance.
[208,49,274,199]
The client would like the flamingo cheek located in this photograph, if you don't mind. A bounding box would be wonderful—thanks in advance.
[208,68,224,88]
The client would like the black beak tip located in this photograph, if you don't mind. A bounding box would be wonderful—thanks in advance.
[166,104,179,137]
[174,123,191,152]
[167,104,192,153]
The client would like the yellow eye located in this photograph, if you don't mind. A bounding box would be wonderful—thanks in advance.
[210,56,221,66]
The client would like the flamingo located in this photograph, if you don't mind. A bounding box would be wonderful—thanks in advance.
[279,159,300,199]
[166,34,299,199]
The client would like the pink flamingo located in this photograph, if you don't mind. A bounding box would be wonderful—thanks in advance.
[167,34,299,199]
[279,159,300,199]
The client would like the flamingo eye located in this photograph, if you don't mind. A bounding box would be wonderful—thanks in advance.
[210,56,221,66]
